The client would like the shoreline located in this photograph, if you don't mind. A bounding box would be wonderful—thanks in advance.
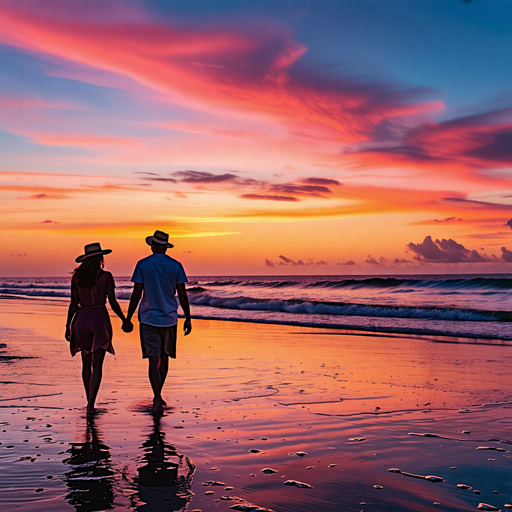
[2,294,512,344]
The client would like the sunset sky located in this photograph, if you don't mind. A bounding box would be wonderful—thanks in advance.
[1,0,511,276]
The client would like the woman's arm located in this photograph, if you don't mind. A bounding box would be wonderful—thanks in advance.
[65,281,79,341]
[107,287,126,322]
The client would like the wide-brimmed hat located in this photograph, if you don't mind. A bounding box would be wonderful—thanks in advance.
[146,230,174,248]
[75,242,112,263]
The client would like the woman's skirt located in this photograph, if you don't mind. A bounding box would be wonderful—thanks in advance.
[70,306,115,356]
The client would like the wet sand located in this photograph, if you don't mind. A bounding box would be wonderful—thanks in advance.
[0,297,511,512]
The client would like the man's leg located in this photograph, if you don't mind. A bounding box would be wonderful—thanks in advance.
[148,356,164,413]
[159,355,169,390]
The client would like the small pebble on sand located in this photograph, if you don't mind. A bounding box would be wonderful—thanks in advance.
[425,476,444,482]
[284,479,313,488]
[373,485,383,489]
[477,504,500,511]
[457,484,471,490]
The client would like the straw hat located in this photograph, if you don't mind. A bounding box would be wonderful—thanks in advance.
[75,242,112,263]
[145,230,174,248]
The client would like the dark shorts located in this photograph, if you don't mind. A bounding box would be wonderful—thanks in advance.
[140,323,177,359]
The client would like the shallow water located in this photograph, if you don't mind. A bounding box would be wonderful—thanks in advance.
[1,298,511,511]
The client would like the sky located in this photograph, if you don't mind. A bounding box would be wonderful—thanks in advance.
[0,0,511,276]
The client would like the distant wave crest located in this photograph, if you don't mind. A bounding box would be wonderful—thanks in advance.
[187,293,496,322]
[196,276,512,291]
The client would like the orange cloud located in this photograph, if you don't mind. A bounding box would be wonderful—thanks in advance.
[2,219,240,238]
[18,193,73,199]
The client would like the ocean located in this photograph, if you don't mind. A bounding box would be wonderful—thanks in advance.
[2,274,512,341]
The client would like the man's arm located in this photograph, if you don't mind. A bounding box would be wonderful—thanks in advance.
[124,282,144,331]
[177,283,191,335]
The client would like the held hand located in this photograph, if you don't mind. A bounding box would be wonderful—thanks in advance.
[183,318,192,336]
[122,319,133,333]
[65,326,71,341]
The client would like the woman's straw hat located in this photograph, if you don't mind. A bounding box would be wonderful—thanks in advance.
[75,242,112,263]
[145,230,174,248]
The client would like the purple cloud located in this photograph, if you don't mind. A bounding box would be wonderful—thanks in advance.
[240,194,298,202]
[365,256,380,265]
[407,235,491,263]
[173,170,237,183]
[299,177,341,186]
[501,247,512,263]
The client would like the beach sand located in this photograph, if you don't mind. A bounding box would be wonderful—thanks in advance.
[0,297,511,511]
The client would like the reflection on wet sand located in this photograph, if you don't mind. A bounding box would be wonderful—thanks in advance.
[63,416,115,512]
[130,416,196,511]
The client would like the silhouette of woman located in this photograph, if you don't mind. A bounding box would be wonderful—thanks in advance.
[65,242,128,413]
[63,416,115,511]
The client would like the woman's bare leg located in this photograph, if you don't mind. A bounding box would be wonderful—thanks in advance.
[87,349,106,413]
[81,352,92,402]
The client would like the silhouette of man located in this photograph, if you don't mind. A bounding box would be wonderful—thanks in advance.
[125,230,191,413]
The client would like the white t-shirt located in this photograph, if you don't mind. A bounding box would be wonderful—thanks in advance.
[131,254,188,327]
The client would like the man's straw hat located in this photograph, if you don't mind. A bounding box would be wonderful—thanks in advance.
[145,230,174,248]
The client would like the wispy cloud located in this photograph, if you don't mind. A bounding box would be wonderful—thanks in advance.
[18,193,73,200]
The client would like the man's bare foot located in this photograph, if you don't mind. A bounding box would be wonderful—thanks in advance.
[153,397,164,414]
[86,405,96,415]
[153,397,167,406]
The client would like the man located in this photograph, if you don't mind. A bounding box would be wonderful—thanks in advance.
[124,230,192,414]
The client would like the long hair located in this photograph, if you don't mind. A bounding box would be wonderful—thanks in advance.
[72,255,104,288]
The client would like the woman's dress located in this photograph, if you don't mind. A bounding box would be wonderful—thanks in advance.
[70,271,115,356]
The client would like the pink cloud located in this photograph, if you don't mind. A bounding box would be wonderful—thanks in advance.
[0,3,444,150]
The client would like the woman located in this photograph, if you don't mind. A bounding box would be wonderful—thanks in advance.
[65,242,127,413]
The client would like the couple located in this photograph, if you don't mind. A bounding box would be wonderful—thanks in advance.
[65,230,192,414]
